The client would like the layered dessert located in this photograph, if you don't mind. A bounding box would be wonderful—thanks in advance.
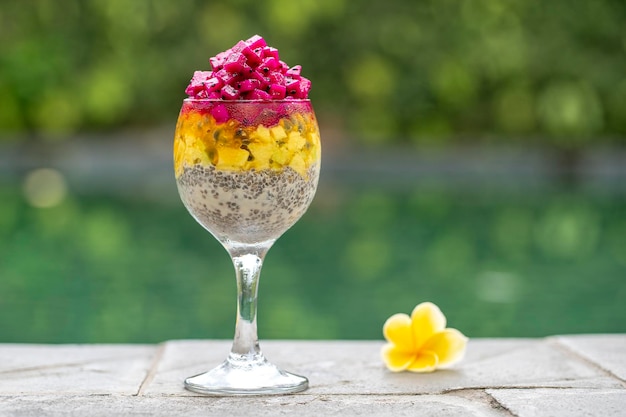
[174,36,321,244]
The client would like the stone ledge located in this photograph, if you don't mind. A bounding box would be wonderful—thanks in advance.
[0,335,624,416]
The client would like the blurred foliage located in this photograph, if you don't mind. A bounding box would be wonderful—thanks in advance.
[1,181,625,343]
[1,0,625,146]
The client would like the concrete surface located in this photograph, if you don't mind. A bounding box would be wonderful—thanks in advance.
[0,335,624,416]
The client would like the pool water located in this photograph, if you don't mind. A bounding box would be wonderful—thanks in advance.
[0,181,624,343]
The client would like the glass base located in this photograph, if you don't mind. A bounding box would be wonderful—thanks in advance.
[184,353,308,395]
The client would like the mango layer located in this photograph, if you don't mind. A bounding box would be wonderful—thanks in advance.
[174,110,321,179]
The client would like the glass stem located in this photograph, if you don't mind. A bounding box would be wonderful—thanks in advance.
[227,243,272,359]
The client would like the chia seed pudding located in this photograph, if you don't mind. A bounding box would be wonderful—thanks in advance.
[177,163,320,244]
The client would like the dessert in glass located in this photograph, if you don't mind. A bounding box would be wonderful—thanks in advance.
[173,35,320,395]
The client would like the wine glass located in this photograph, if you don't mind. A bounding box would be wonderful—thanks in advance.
[173,99,321,395]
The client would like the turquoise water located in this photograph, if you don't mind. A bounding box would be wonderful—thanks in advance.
[1,180,624,343]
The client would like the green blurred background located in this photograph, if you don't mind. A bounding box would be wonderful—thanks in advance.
[1,0,625,343]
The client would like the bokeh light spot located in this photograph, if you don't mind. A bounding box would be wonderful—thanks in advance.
[537,81,604,141]
[426,232,475,277]
[22,168,68,208]
[83,66,131,125]
[344,237,392,282]
[430,60,477,108]
[32,91,81,137]
[346,54,395,101]
[534,202,600,259]
[476,271,521,303]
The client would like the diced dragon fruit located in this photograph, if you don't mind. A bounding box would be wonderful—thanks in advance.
[246,89,272,100]
[244,35,267,50]
[204,77,223,92]
[256,90,273,100]
[250,69,269,88]
[220,84,240,100]
[231,40,250,54]
[242,47,262,67]
[209,57,222,71]
[211,104,229,122]
[269,72,285,85]
[185,35,311,101]
[286,65,302,79]
[261,46,279,60]
[209,51,229,71]
[230,41,263,69]
[215,69,240,86]
[285,77,300,96]
[209,56,223,70]
[223,52,248,73]
[286,77,311,98]
[269,83,287,100]
[260,57,280,72]
[238,79,260,93]
[185,84,203,97]
[295,77,311,98]
[194,89,208,99]
[185,71,212,96]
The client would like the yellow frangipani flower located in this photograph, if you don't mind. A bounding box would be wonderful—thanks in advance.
[381,302,468,372]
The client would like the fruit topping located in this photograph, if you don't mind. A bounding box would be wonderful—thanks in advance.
[185,35,311,101]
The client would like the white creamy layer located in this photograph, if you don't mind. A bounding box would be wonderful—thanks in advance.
[177,164,319,244]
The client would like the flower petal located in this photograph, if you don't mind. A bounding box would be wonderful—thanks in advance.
[422,328,468,368]
[411,302,447,349]
[381,343,414,372]
[407,350,438,373]
[383,313,414,351]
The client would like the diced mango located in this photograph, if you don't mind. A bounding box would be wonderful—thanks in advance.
[289,153,306,178]
[271,147,291,166]
[216,147,250,170]
[307,131,320,147]
[286,131,306,152]
[247,142,276,170]
[184,146,210,167]
[252,125,272,143]
[182,135,207,162]
[270,125,288,141]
